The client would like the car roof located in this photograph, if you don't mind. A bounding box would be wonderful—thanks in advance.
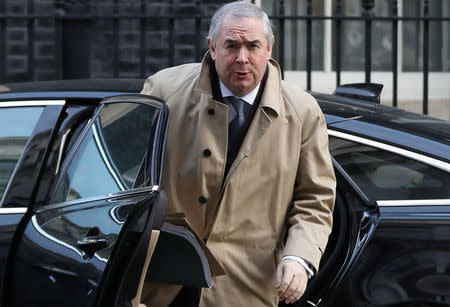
[314,92,450,162]
[0,79,144,93]
[1,79,448,162]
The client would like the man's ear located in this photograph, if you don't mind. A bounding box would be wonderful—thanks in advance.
[207,37,216,60]
[266,37,274,60]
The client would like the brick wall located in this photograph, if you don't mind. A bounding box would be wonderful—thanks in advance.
[1,0,231,82]
[5,0,28,82]
[3,0,56,81]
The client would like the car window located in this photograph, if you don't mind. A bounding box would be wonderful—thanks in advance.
[0,106,44,201]
[52,102,159,204]
[329,136,450,200]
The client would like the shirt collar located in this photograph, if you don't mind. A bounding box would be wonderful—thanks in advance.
[219,80,260,106]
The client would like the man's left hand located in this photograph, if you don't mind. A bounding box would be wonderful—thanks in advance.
[276,259,308,304]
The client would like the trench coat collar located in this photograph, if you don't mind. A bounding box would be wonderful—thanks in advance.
[194,51,282,116]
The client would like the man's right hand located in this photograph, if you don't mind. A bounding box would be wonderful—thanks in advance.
[276,259,308,304]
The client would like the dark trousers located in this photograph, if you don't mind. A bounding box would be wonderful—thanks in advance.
[169,286,200,307]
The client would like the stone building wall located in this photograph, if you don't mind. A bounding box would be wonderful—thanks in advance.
[4,0,57,81]
[2,0,230,82]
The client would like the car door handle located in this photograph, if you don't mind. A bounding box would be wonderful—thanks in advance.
[76,235,109,258]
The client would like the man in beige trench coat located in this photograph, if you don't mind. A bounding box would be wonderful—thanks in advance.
[140,1,336,306]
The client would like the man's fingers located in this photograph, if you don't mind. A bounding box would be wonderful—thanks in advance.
[276,259,309,303]
[276,261,284,287]
[284,289,303,304]
[284,275,307,304]
[276,262,294,296]
[281,274,300,301]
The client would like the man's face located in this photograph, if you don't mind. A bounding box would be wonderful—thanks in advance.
[207,15,273,97]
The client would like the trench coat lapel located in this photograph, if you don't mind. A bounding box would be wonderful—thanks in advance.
[194,53,284,186]
[223,59,282,185]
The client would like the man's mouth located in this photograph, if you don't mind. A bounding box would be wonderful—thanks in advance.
[235,72,249,77]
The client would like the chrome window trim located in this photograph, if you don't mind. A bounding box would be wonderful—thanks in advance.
[0,207,27,214]
[41,186,155,212]
[377,199,450,207]
[0,100,65,108]
[328,129,450,173]
[108,187,159,224]
[110,205,125,225]
[92,123,126,191]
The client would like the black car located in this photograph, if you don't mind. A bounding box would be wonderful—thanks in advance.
[0,80,449,307]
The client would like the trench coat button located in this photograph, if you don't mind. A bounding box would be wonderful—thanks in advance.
[208,109,215,115]
[203,149,211,157]
[199,196,207,204]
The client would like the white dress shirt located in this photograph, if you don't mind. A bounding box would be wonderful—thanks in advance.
[219,80,260,104]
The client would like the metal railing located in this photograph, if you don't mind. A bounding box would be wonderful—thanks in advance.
[0,0,448,114]
[271,0,448,114]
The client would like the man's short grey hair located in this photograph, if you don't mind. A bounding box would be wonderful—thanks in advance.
[208,1,274,46]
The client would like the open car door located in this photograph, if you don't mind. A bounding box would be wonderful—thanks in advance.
[4,95,169,307]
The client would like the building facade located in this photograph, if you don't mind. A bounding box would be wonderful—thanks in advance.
[0,0,449,119]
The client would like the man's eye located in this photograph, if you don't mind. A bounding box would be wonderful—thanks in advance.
[226,45,235,49]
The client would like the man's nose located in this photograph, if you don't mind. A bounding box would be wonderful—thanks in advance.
[236,47,249,64]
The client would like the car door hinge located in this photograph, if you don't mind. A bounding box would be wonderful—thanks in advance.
[307,298,322,306]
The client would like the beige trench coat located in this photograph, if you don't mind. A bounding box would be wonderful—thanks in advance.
[140,53,336,307]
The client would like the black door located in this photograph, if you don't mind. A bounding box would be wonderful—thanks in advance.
[4,95,169,307]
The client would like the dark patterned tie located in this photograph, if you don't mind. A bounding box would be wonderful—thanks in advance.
[225,95,246,128]
[223,96,249,175]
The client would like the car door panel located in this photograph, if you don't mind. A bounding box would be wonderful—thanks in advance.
[325,203,450,306]
[4,95,169,307]
[0,209,26,305]
[7,188,159,307]
[97,188,167,307]
[316,134,450,306]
